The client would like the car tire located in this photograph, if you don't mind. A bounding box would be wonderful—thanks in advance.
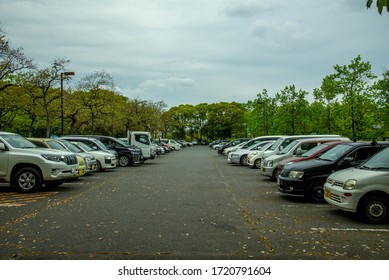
[119,155,130,167]
[254,159,261,169]
[307,180,325,203]
[96,160,104,172]
[240,155,248,166]
[13,167,42,193]
[357,195,389,224]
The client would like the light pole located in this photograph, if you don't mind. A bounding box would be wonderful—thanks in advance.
[60,71,75,136]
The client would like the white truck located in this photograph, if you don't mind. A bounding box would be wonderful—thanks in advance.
[0,131,79,193]
[127,131,156,161]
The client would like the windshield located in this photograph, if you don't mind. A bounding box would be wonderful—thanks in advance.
[58,140,83,153]
[260,142,275,151]
[251,141,275,151]
[0,134,37,148]
[74,142,94,152]
[278,140,299,154]
[269,138,283,151]
[359,147,389,171]
[300,143,330,157]
[318,144,352,161]
[46,140,68,151]
[115,138,129,146]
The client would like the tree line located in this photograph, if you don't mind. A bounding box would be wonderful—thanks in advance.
[1,28,388,142]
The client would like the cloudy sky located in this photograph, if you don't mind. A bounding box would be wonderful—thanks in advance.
[1,0,388,108]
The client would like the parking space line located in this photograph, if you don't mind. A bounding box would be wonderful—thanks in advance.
[0,192,58,207]
[311,227,389,232]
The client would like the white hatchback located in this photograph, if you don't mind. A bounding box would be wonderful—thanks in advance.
[324,147,389,224]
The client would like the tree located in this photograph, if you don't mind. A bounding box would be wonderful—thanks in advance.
[274,85,310,135]
[332,55,377,140]
[0,28,34,93]
[26,58,71,137]
[313,74,339,134]
[76,71,115,133]
[372,70,389,138]
[367,0,389,14]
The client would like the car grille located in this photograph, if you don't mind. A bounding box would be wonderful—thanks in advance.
[327,178,343,188]
[60,155,78,165]
[329,192,342,203]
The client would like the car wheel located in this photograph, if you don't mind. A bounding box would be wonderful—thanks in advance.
[119,155,130,167]
[307,180,325,203]
[95,160,102,172]
[240,155,248,166]
[254,159,261,169]
[357,195,389,224]
[13,167,42,193]
[271,168,278,182]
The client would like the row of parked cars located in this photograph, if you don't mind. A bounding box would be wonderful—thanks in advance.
[211,135,389,224]
[0,131,187,194]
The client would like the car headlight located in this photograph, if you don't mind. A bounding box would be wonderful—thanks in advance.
[288,170,304,179]
[343,179,357,190]
[41,154,64,162]
[251,152,258,156]
[266,160,273,167]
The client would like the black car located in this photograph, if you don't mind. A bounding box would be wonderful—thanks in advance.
[277,141,389,202]
[64,135,143,167]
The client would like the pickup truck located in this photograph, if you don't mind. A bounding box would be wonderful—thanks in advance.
[0,131,79,193]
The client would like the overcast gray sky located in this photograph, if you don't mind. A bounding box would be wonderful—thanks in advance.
[1,0,388,108]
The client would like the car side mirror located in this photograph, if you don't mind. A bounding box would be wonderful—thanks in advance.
[342,157,353,165]
[295,150,303,156]
[0,143,5,150]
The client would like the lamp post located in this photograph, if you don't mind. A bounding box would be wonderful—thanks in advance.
[60,71,75,136]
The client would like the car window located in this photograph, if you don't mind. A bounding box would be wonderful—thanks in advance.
[298,143,319,154]
[345,147,380,164]
[300,143,330,157]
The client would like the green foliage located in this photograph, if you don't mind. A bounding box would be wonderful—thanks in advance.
[367,0,389,14]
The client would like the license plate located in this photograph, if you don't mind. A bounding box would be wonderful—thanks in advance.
[277,177,280,186]
[325,189,331,199]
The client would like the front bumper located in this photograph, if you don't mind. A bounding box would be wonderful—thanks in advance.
[323,183,361,213]
[227,154,241,164]
[277,175,307,197]
[46,162,79,180]
[261,165,275,177]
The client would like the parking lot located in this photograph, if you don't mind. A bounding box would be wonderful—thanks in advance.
[0,145,388,260]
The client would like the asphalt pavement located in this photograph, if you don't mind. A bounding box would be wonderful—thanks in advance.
[1,145,388,260]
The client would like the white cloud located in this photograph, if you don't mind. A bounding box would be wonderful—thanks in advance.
[1,0,388,108]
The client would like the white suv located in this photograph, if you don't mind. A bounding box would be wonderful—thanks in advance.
[0,131,79,193]
[324,146,389,224]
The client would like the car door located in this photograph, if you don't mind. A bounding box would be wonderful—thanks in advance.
[0,141,9,179]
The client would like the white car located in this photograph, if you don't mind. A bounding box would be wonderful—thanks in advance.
[324,147,389,224]
[162,139,181,150]
[223,141,248,156]
[71,141,117,171]
[247,142,275,169]
[227,141,274,166]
